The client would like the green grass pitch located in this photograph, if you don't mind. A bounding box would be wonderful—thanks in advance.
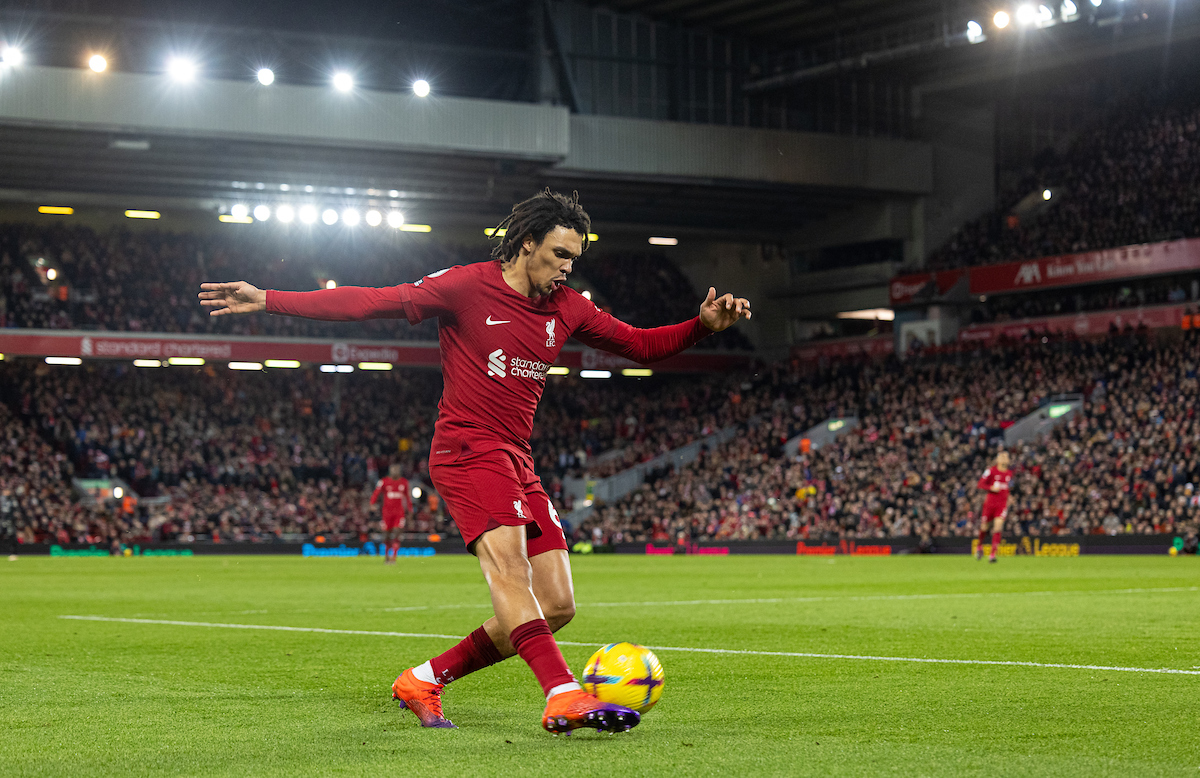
[3,554,1199,776]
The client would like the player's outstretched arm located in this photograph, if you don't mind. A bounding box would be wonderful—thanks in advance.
[198,281,267,316]
[198,280,417,322]
[573,286,751,365]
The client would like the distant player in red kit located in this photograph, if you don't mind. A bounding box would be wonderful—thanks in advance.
[199,190,751,735]
[371,463,412,563]
[976,450,1013,563]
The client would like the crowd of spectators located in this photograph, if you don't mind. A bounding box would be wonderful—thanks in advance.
[928,95,1200,270]
[574,327,1200,547]
[5,326,1199,549]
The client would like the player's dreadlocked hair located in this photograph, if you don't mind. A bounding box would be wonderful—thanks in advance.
[489,189,591,263]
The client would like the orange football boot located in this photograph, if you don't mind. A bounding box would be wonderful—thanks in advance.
[541,689,640,735]
[392,668,456,728]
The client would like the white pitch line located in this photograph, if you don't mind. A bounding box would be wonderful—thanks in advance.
[58,615,462,641]
[380,586,1199,613]
[58,615,1200,677]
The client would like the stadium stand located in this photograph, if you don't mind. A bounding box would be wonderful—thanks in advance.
[573,328,1200,546]
[927,95,1200,270]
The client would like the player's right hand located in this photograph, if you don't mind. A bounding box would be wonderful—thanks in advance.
[198,281,268,316]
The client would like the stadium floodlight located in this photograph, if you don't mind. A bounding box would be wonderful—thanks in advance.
[365,209,382,227]
[547,366,570,375]
[358,362,393,371]
[1016,4,1037,24]
[325,280,337,290]
[45,356,83,365]
[993,10,1011,27]
[411,486,423,499]
[166,56,198,83]
[1090,0,1101,6]
[400,224,431,233]
[168,357,205,365]
[622,369,654,377]
[342,208,361,227]
[38,206,73,215]
[298,205,318,225]
[386,211,405,228]
[133,359,162,367]
[125,210,160,219]
[413,79,431,97]
[332,71,354,92]
[46,268,58,281]
[648,237,679,246]
[230,204,249,220]
[1037,4,1054,23]
[1,45,24,67]
[966,20,985,42]
[276,204,295,223]
[582,290,592,300]
[321,208,339,225]
[257,68,275,86]
[265,360,301,369]
[113,486,123,499]
[1043,188,1053,200]
[580,369,612,379]
[228,362,264,371]
[88,54,108,72]
[253,205,271,221]
[587,233,599,242]
[1062,0,1079,19]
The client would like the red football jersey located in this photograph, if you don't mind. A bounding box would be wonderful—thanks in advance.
[267,260,710,463]
[977,467,1013,511]
[370,476,412,518]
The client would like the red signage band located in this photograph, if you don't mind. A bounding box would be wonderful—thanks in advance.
[0,330,750,373]
[891,237,1200,305]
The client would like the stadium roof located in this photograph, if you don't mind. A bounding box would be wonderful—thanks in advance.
[597,0,952,46]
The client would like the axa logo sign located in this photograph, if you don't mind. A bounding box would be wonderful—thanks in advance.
[890,279,926,300]
[1014,262,1042,285]
[487,348,507,377]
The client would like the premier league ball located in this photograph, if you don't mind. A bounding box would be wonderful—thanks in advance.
[581,642,665,714]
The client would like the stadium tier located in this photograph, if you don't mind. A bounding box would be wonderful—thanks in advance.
[927,95,1200,271]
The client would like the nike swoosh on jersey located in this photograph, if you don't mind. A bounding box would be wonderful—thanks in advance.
[486,316,511,325]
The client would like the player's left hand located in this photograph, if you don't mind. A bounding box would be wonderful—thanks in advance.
[699,287,751,332]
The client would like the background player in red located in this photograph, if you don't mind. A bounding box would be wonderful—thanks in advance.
[370,463,412,563]
[198,190,751,735]
[976,450,1013,563]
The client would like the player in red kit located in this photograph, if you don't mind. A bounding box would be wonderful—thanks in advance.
[198,190,751,735]
[976,450,1013,563]
[370,463,412,563]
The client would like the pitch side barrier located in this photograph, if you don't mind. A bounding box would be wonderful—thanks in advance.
[617,535,1186,556]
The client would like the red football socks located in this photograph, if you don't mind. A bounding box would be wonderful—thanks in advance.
[510,618,577,698]
[991,531,1002,556]
[978,526,988,546]
[429,626,504,685]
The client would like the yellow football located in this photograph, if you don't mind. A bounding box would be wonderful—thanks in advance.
[581,642,665,714]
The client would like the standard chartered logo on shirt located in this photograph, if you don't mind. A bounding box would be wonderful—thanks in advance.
[486,348,549,380]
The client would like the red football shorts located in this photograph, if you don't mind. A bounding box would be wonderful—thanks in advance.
[382,515,405,531]
[429,448,568,556]
[982,501,1008,521]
